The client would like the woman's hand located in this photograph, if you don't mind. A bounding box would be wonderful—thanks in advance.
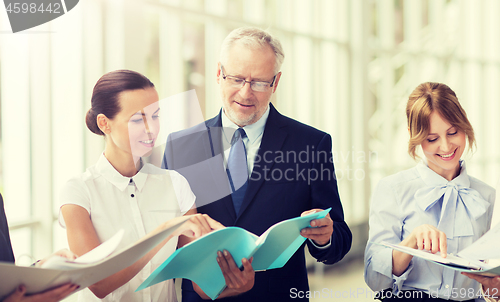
[392,224,447,276]
[462,273,500,301]
[3,284,78,302]
[36,249,78,267]
[402,224,447,257]
[174,214,225,239]
[5,249,79,301]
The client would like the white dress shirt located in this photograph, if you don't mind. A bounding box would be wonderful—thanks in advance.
[59,153,195,302]
[221,106,331,249]
[221,105,269,175]
[365,161,495,300]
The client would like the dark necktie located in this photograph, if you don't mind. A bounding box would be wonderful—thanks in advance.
[226,128,248,215]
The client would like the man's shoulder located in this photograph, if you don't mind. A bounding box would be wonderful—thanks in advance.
[168,119,211,140]
[271,109,328,140]
[166,115,222,151]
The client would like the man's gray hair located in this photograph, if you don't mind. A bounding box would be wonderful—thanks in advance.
[219,27,284,74]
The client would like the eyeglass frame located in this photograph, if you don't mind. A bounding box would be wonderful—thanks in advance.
[220,65,279,92]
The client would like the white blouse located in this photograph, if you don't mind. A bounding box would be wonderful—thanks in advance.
[59,154,195,302]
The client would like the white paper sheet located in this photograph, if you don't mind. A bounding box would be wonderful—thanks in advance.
[40,229,125,269]
[458,222,500,260]
[0,215,189,299]
[380,242,491,270]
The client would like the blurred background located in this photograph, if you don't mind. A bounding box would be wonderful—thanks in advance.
[1,0,500,300]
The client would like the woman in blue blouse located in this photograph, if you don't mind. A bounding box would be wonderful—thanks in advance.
[364,82,496,301]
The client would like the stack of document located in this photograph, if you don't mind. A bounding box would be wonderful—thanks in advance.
[0,216,190,300]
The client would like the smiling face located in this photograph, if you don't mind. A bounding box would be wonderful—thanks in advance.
[420,111,466,181]
[217,42,281,127]
[105,87,160,161]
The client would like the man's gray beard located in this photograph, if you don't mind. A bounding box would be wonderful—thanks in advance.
[226,108,257,126]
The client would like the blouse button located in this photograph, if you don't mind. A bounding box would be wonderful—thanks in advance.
[131,194,135,198]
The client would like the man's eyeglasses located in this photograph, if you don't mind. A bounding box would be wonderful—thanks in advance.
[220,66,278,92]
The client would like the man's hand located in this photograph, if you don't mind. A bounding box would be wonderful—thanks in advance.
[193,249,255,299]
[300,209,333,246]
[217,250,254,295]
[462,273,500,300]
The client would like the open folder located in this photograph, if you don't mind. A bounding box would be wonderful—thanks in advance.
[136,208,331,300]
[0,215,190,300]
[379,220,500,277]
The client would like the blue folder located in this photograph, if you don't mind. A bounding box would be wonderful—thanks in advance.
[136,208,331,299]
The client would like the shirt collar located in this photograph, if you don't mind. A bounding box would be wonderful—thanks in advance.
[416,159,470,188]
[221,105,270,144]
[134,168,148,192]
[95,153,148,192]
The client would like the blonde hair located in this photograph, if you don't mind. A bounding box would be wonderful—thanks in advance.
[406,82,475,159]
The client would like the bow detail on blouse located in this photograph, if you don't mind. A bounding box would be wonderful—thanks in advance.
[415,182,489,238]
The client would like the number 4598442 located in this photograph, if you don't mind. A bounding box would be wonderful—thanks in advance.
[5,2,61,14]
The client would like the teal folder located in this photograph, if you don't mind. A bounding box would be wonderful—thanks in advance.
[136,208,331,299]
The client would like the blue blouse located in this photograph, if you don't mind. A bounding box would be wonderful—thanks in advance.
[0,194,14,263]
[364,161,495,300]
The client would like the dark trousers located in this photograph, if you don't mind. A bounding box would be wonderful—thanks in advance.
[379,290,476,302]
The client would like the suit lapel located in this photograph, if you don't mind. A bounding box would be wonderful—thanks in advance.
[204,114,223,158]
[236,104,287,220]
[204,111,237,221]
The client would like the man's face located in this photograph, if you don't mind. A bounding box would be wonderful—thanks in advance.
[217,42,281,127]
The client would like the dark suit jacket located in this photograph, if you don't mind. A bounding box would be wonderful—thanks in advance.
[163,104,352,301]
[0,194,15,263]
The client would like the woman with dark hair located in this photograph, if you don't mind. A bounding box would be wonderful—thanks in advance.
[59,70,222,302]
[1,193,78,302]
[364,82,495,301]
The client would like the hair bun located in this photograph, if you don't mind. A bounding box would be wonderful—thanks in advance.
[85,108,103,136]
